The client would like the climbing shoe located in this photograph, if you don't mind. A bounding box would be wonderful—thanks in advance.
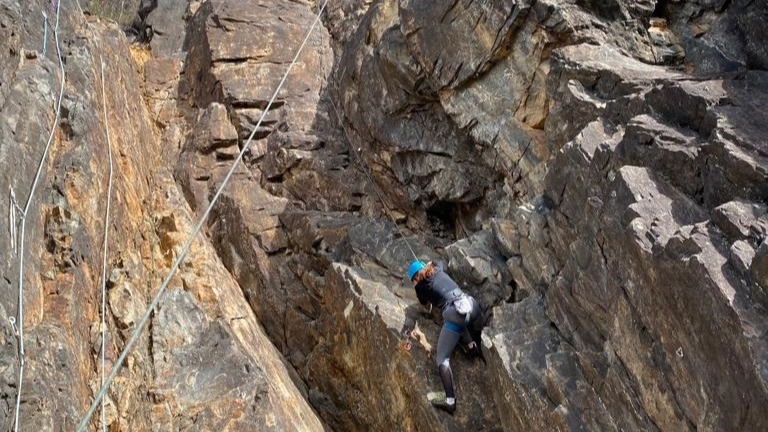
[428,393,456,414]
[431,398,456,414]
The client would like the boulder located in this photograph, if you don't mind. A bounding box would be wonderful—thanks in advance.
[712,199,768,241]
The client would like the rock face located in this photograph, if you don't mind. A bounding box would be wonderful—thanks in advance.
[1,0,767,431]
[0,0,322,430]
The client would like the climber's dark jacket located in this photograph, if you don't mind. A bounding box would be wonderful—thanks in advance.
[414,261,464,310]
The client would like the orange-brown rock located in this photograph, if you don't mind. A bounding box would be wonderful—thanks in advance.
[2,0,767,431]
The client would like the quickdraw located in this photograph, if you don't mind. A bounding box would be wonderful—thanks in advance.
[400,328,413,351]
[42,12,48,55]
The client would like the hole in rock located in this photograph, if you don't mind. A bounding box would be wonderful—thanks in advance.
[426,200,457,240]
[506,279,529,303]
[652,0,668,17]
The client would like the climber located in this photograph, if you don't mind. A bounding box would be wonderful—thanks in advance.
[409,259,485,415]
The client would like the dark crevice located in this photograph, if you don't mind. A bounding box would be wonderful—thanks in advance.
[219,16,257,25]
[716,0,733,13]
[651,0,668,17]
[596,236,608,266]
[426,200,458,241]
[230,99,285,110]
[548,320,575,350]
[447,61,464,88]
[213,57,252,65]
[398,148,453,159]
[506,278,529,303]
[440,0,462,23]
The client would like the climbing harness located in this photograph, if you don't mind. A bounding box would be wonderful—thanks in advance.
[454,294,472,315]
[75,0,330,429]
[329,94,419,262]
[444,320,464,334]
[13,0,65,430]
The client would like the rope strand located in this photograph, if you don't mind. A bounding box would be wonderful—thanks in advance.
[72,7,115,430]
[14,0,66,430]
[98,59,114,432]
[74,1,329,429]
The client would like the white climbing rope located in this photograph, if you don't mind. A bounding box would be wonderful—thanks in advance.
[98,59,114,432]
[68,8,113,430]
[13,0,66,430]
[73,0,84,17]
[74,0,329,429]
[71,6,125,430]
[329,88,419,262]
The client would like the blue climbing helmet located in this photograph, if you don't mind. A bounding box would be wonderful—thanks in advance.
[408,260,427,281]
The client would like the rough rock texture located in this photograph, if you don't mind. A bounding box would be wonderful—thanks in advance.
[663,0,768,74]
[0,0,322,430]
[327,0,768,430]
[478,9,768,432]
[1,0,767,430]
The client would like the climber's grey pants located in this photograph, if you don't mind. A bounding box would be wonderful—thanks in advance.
[435,298,475,368]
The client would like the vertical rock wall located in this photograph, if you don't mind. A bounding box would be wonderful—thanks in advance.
[0,0,323,430]
[325,0,768,430]
[0,0,766,431]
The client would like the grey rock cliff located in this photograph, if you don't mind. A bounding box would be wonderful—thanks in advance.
[0,0,766,430]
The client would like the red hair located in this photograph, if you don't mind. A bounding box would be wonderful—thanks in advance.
[412,262,437,284]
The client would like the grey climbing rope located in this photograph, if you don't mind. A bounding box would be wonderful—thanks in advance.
[74,0,329,429]
[14,0,66,430]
